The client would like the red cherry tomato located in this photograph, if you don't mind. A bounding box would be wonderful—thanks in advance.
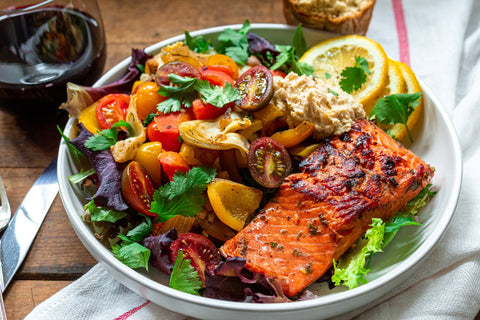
[121,161,156,217]
[95,94,130,129]
[192,98,229,120]
[146,109,195,152]
[158,151,190,181]
[170,233,221,285]
[248,137,292,188]
[271,70,287,78]
[156,61,201,86]
[235,65,273,112]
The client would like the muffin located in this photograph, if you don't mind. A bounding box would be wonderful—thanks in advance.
[283,0,376,35]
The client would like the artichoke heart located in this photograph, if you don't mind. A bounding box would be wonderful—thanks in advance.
[110,95,146,163]
[179,112,258,157]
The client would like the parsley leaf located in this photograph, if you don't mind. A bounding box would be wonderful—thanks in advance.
[112,238,150,270]
[339,56,371,94]
[194,80,241,108]
[184,30,211,53]
[84,199,127,223]
[150,166,216,222]
[369,92,422,142]
[170,250,203,295]
[84,120,133,151]
[157,74,198,113]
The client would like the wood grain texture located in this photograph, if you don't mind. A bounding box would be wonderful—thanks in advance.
[0,1,286,319]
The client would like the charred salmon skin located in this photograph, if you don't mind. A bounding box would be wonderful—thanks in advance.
[221,119,434,297]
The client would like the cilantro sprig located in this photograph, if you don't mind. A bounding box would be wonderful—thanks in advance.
[84,120,133,151]
[216,20,251,65]
[157,74,240,114]
[339,56,371,94]
[85,199,127,223]
[150,166,216,222]
[170,250,203,295]
[369,92,423,142]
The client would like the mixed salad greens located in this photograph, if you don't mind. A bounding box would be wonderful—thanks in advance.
[60,20,435,301]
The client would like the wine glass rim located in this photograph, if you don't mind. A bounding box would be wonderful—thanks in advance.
[1,0,55,14]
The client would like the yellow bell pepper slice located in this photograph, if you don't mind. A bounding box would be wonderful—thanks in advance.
[270,121,315,148]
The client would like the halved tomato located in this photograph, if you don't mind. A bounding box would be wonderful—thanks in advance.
[134,82,167,121]
[95,94,130,129]
[247,137,292,188]
[170,233,221,286]
[234,65,273,112]
[121,161,156,217]
[156,61,201,86]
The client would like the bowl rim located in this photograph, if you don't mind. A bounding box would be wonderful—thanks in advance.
[58,23,463,313]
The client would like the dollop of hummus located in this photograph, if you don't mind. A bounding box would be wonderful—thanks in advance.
[272,73,365,139]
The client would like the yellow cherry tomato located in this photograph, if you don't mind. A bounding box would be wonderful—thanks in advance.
[134,141,163,187]
[134,82,166,121]
[78,102,102,134]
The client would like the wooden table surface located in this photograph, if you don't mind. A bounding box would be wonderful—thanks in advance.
[0,0,285,318]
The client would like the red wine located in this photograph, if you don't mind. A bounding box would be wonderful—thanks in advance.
[0,6,106,108]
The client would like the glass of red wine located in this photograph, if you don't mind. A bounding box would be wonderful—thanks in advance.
[0,0,106,109]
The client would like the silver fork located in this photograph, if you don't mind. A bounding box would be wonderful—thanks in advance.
[0,176,10,319]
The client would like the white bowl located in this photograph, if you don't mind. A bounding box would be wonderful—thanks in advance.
[57,24,462,320]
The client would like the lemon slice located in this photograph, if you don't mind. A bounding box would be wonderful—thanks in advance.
[299,35,388,113]
[382,58,405,96]
[207,179,263,231]
[381,61,424,144]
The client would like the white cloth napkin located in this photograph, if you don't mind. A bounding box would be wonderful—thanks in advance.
[25,0,480,319]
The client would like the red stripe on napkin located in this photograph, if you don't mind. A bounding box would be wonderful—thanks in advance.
[392,0,410,65]
[114,301,151,320]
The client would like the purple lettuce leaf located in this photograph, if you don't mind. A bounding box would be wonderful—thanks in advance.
[142,228,178,274]
[204,257,287,302]
[69,123,129,211]
[60,48,152,117]
[247,32,279,64]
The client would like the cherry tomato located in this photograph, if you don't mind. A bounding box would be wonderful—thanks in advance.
[206,54,239,79]
[192,98,229,120]
[134,141,163,187]
[95,94,130,129]
[200,65,235,79]
[199,68,234,87]
[121,161,156,217]
[271,70,287,78]
[247,137,292,188]
[158,151,190,181]
[234,65,273,112]
[156,61,201,86]
[134,82,167,121]
[146,109,195,152]
[170,233,221,285]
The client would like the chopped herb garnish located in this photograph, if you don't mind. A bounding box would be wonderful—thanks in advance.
[170,250,203,295]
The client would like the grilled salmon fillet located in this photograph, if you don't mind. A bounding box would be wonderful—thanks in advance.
[221,119,434,297]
